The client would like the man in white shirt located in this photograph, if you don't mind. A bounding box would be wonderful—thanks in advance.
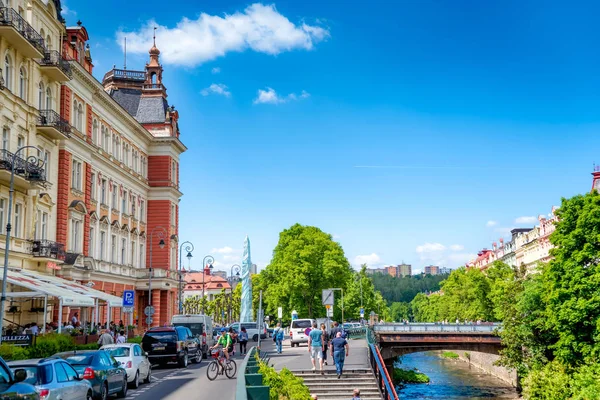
[30,323,39,335]
[116,331,126,344]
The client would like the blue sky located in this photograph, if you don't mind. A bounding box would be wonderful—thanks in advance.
[66,0,600,273]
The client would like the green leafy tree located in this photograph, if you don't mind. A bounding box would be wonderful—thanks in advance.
[258,224,353,320]
[345,265,390,321]
[389,302,410,322]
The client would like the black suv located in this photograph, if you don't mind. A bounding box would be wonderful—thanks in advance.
[141,326,201,368]
[0,356,38,399]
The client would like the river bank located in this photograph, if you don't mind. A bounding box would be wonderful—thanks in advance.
[396,352,519,399]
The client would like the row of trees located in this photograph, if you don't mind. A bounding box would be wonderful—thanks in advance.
[411,192,600,398]
[253,223,391,325]
[182,284,241,326]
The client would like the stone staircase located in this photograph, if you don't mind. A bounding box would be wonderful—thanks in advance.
[291,368,382,400]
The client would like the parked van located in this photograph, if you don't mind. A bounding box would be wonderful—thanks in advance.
[171,314,214,358]
[228,322,267,342]
[289,318,316,347]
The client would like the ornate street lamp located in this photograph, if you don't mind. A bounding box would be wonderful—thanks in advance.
[201,255,214,314]
[147,226,166,329]
[0,146,45,341]
[178,241,194,314]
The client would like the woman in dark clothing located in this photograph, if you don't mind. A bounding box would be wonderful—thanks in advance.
[239,327,249,355]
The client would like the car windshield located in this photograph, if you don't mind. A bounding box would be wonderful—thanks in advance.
[143,332,176,342]
[104,347,130,357]
[292,320,312,329]
[59,354,94,366]
[173,323,203,337]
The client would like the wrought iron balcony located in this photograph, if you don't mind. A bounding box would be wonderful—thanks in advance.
[37,109,71,139]
[0,149,46,184]
[38,50,72,81]
[0,7,45,58]
[30,239,66,261]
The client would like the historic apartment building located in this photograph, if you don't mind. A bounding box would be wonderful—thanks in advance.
[0,0,185,330]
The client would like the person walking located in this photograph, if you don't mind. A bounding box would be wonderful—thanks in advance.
[274,323,284,354]
[351,388,361,399]
[239,327,249,355]
[330,331,349,378]
[116,330,126,344]
[307,322,324,374]
[97,329,114,348]
[320,323,329,366]
[329,321,342,340]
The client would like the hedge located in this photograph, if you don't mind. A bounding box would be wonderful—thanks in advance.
[258,360,311,400]
[0,334,111,361]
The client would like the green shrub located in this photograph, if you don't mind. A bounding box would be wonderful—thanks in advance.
[441,351,459,359]
[128,336,142,344]
[0,344,28,361]
[393,368,430,384]
[75,344,100,351]
[258,361,311,400]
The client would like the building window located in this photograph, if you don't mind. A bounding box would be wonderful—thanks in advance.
[139,243,145,268]
[131,241,136,266]
[122,191,127,214]
[4,54,12,92]
[114,136,120,160]
[43,150,50,177]
[89,227,95,258]
[45,87,52,110]
[102,126,109,151]
[17,135,24,149]
[92,120,98,144]
[123,143,128,166]
[13,204,21,238]
[101,179,107,204]
[121,238,126,264]
[2,127,9,150]
[131,196,136,217]
[71,220,81,252]
[36,211,48,240]
[141,157,147,177]
[19,66,27,101]
[90,173,96,199]
[111,234,117,263]
[100,231,106,260]
[46,34,52,51]
[38,82,44,110]
[139,200,145,222]
[71,159,82,190]
[0,199,4,234]
[111,185,117,210]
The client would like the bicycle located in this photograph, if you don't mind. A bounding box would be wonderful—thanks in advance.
[206,349,237,380]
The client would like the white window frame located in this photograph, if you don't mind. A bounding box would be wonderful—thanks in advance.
[100,231,106,261]
[71,159,82,191]
[13,203,22,238]
[89,227,95,258]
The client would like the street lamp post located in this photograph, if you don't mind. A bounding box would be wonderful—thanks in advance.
[0,146,45,341]
[148,226,166,329]
[330,288,344,323]
[229,264,240,324]
[178,241,194,314]
[201,255,214,314]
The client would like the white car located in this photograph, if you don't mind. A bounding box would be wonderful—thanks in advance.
[102,343,151,389]
[228,322,267,342]
[289,319,315,347]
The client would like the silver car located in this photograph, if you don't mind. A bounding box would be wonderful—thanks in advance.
[9,357,93,400]
[101,344,151,389]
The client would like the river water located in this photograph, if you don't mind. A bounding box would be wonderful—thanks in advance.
[396,352,519,399]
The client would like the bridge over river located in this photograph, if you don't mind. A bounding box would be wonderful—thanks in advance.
[373,323,503,367]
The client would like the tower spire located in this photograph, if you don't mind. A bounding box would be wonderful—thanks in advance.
[153,26,157,47]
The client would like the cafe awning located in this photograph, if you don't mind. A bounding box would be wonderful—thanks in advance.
[16,270,124,308]
[4,269,95,307]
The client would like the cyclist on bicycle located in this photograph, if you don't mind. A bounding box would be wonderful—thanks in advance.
[210,327,232,363]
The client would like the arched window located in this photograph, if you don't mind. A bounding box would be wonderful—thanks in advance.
[114,136,120,159]
[92,120,98,144]
[75,102,83,131]
[3,54,12,92]
[151,73,157,84]
[38,82,45,110]
[45,87,52,110]
[46,35,52,51]
[19,66,27,101]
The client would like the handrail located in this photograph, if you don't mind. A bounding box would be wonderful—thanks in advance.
[367,326,398,400]
[235,345,257,400]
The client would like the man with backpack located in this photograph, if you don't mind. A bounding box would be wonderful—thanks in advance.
[273,323,284,354]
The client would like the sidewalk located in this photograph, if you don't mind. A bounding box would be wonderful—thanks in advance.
[263,336,371,372]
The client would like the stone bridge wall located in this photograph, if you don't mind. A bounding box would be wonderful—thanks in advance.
[449,350,518,387]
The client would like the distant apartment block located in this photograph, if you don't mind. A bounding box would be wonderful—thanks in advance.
[440,267,452,274]
[365,267,387,275]
[424,265,440,275]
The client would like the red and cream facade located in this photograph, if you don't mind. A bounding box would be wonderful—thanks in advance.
[56,26,185,328]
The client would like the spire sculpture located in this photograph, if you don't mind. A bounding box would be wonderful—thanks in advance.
[240,235,253,322]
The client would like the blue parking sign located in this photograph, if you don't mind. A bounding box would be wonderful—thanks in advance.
[123,290,135,307]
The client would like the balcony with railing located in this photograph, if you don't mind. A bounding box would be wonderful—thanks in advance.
[38,50,72,81]
[37,109,71,139]
[142,83,165,90]
[0,149,47,187]
[102,68,146,86]
[30,240,66,261]
[0,7,45,58]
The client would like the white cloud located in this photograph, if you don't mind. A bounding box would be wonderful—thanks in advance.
[201,83,231,97]
[515,216,537,224]
[116,3,330,66]
[449,244,464,251]
[448,253,477,263]
[415,243,446,253]
[332,234,341,240]
[211,67,221,74]
[211,246,235,254]
[353,253,381,266]
[486,220,497,227]
[253,87,309,104]
[223,254,241,262]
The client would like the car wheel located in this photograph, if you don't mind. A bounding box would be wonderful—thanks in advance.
[98,382,108,400]
[178,352,188,368]
[144,366,152,384]
[195,349,202,363]
[252,334,258,342]
[130,371,139,389]
[116,377,128,398]
[87,390,93,400]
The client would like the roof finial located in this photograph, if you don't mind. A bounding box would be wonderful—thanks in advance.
[153,26,157,47]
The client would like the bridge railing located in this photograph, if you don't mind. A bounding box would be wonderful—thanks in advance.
[374,323,501,333]
[366,327,399,400]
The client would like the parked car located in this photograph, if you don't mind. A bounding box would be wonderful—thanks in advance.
[55,350,127,400]
[141,326,201,368]
[8,357,93,400]
[227,322,267,342]
[0,356,39,400]
[289,319,315,347]
[101,344,151,389]
[171,314,214,358]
